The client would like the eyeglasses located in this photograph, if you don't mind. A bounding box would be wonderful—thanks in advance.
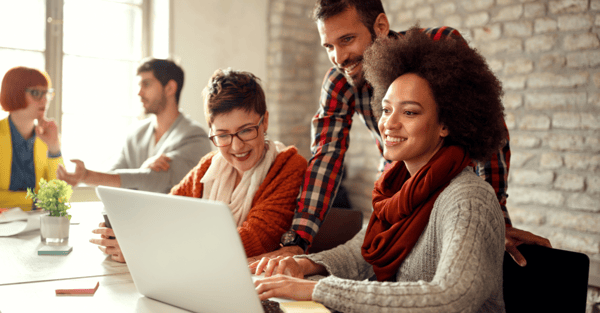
[209,116,264,147]
[25,88,55,101]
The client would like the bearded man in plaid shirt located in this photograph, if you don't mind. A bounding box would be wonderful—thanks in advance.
[251,0,550,267]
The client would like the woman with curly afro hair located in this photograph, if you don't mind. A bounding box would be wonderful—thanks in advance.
[365,26,506,163]
[254,27,509,312]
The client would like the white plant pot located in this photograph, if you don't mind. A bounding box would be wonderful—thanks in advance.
[40,214,70,244]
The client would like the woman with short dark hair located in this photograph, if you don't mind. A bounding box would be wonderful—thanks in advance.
[170,68,307,259]
[92,68,307,263]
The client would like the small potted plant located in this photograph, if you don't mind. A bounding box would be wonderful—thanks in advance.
[26,178,73,244]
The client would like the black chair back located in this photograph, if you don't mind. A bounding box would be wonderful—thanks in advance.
[309,207,363,254]
[503,244,589,312]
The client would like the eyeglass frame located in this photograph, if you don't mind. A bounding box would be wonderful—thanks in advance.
[208,115,265,147]
[25,88,55,101]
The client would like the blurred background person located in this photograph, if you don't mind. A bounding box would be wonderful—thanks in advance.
[56,59,211,194]
[0,66,63,210]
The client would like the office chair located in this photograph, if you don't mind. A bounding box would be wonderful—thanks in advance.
[308,207,363,254]
[503,244,590,313]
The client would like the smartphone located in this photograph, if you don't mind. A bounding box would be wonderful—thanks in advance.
[102,213,116,239]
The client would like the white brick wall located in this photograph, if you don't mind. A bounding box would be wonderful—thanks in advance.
[266,0,318,160]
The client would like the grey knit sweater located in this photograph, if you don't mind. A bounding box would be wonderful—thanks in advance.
[301,168,506,313]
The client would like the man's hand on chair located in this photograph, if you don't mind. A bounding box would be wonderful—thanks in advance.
[505,226,552,267]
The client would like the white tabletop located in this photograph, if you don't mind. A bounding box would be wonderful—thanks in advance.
[0,201,324,313]
[0,202,129,286]
[0,201,190,313]
[0,273,190,313]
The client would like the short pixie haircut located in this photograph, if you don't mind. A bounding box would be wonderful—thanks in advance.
[203,68,266,127]
[0,67,50,112]
[363,27,506,162]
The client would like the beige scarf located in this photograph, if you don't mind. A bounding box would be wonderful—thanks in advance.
[200,140,284,226]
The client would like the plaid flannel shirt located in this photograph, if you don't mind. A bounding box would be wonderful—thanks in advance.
[292,27,512,246]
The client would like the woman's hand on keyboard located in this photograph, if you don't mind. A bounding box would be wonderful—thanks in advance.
[255,274,316,301]
[251,256,305,278]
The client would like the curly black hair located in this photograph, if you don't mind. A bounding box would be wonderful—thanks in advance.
[363,26,506,162]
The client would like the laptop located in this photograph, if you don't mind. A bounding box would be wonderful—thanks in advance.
[96,186,281,313]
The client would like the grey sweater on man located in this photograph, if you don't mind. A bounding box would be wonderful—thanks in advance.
[301,167,506,313]
[109,113,211,194]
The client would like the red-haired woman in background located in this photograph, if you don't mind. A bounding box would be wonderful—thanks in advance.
[0,67,64,210]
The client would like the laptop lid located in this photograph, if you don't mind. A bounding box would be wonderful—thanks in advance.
[96,186,264,313]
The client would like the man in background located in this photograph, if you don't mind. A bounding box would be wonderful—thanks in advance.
[57,58,211,194]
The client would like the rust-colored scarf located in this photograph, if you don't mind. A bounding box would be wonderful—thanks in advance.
[361,146,471,281]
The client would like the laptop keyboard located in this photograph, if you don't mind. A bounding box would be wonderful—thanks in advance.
[261,300,283,313]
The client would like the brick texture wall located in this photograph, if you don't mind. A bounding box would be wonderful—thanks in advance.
[267,0,600,309]
[266,0,318,159]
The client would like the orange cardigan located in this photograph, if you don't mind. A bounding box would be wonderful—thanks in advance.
[170,146,307,257]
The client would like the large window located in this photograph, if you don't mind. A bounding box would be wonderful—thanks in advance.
[0,0,169,171]
[0,0,46,95]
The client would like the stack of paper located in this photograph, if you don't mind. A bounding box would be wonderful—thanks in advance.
[0,208,44,236]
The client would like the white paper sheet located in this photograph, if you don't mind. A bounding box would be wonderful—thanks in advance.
[0,208,44,236]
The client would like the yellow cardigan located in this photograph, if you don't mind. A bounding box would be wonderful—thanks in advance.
[0,117,64,210]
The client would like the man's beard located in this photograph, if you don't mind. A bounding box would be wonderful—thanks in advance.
[341,34,376,89]
[344,71,366,89]
[144,93,167,115]
[338,55,366,89]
